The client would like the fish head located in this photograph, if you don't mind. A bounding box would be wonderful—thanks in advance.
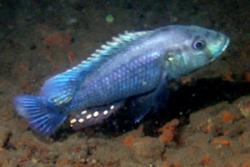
[165,25,230,78]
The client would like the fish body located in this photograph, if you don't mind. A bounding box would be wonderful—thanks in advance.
[70,31,164,109]
[14,25,230,136]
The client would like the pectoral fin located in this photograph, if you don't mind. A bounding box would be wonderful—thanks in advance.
[129,72,169,123]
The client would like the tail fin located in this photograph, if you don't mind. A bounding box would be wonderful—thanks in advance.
[14,95,67,136]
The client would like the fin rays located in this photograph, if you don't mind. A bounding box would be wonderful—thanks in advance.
[14,95,67,136]
[40,31,151,107]
[70,31,151,76]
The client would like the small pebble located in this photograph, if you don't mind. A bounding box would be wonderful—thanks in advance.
[234,97,250,118]
[67,17,78,25]
[32,158,38,164]
[149,163,155,167]
[105,14,114,23]
[91,158,97,164]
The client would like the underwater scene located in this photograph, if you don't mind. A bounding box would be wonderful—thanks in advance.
[0,0,250,166]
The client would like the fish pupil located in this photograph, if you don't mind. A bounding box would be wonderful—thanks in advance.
[193,40,206,50]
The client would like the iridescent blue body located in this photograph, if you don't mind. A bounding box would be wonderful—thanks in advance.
[71,36,163,110]
[14,25,230,136]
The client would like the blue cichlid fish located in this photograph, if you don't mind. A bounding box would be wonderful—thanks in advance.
[14,25,230,136]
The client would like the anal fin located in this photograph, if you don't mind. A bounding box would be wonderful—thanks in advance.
[69,101,124,130]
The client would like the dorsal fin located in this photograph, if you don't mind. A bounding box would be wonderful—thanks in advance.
[72,30,152,75]
[41,30,151,106]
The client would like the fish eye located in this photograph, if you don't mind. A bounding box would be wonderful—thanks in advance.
[192,39,206,50]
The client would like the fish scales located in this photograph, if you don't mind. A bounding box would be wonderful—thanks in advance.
[72,49,163,110]
[14,25,230,136]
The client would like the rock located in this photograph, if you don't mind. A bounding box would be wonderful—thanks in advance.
[0,127,11,148]
[239,131,250,149]
[132,137,164,160]
[158,119,180,145]
[90,138,132,165]
[43,32,73,48]
[234,96,250,118]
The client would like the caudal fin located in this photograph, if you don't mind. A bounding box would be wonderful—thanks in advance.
[14,95,67,136]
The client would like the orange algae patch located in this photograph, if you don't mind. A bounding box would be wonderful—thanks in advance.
[204,122,213,134]
[200,154,211,166]
[18,63,29,73]
[162,162,182,167]
[158,119,180,145]
[222,111,235,123]
[122,126,143,148]
[241,162,250,167]
[211,137,231,146]
[43,32,72,48]
[21,82,34,92]
[55,159,71,167]
[180,76,192,85]
[222,70,234,82]
[244,72,250,83]
[67,51,77,65]
[122,134,138,148]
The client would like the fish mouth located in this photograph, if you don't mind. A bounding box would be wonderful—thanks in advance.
[221,37,230,53]
[216,35,230,57]
[210,35,230,61]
